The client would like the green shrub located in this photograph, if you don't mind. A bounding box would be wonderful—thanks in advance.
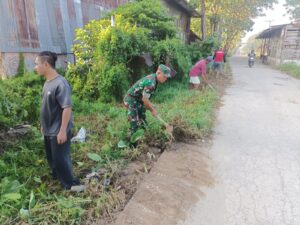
[111,0,177,41]
[16,53,26,77]
[0,84,13,127]
[67,0,187,102]
[200,36,219,57]
[151,38,192,80]
[0,72,43,126]
[67,15,150,101]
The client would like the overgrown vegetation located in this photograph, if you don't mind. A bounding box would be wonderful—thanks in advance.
[278,62,300,79]
[67,0,214,102]
[16,53,26,77]
[0,76,219,224]
[0,72,43,127]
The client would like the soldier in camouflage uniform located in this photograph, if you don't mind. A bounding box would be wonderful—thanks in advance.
[124,64,171,134]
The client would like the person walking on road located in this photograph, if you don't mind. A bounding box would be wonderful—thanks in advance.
[123,64,172,135]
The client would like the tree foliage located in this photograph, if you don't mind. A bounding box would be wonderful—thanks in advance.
[111,0,177,40]
[285,0,300,20]
[67,16,149,102]
[190,0,278,51]
[67,0,201,102]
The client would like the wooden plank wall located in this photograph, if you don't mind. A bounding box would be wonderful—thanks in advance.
[282,23,300,61]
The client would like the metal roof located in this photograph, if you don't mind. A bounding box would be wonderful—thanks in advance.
[256,24,287,39]
[164,0,201,17]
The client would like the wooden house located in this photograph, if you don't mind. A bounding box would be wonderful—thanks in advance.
[256,20,300,65]
[162,0,201,43]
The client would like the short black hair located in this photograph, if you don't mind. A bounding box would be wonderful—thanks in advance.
[38,51,58,68]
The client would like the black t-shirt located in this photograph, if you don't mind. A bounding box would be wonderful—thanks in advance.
[41,75,73,136]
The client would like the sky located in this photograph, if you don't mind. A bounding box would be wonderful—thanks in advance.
[242,0,291,43]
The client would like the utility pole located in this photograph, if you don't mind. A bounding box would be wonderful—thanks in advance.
[201,0,206,40]
[265,19,273,28]
[266,19,273,52]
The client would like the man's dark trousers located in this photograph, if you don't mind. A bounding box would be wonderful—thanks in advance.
[44,131,78,189]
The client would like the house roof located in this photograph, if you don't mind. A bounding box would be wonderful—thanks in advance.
[256,24,287,39]
[164,0,201,17]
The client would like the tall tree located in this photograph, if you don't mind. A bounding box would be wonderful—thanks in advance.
[285,0,300,20]
[190,0,278,51]
[201,0,206,40]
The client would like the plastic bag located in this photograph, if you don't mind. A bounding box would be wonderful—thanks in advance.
[71,127,86,143]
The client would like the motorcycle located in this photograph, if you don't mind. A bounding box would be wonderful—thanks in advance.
[248,55,255,68]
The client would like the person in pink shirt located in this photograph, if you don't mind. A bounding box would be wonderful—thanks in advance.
[189,58,209,89]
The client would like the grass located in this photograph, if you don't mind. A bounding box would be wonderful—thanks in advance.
[277,62,300,79]
[0,75,220,224]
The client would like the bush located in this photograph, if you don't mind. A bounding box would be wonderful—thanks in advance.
[0,72,43,127]
[151,38,192,80]
[67,15,150,101]
[16,53,26,77]
[111,0,177,41]
[67,0,186,102]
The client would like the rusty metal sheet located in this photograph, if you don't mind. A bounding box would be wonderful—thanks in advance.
[53,0,66,51]
[81,0,90,25]
[25,0,40,48]
[0,0,18,49]
[14,0,30,47]
[1,0,130,52]
[67,0,76,20]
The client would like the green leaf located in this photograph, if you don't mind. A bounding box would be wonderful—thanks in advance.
[3,193,21,201]
[33,177,42,183]
[76,162,84,167]
[0,178,21,194]
[117,140,128,148]
[87,153,101,162]
[0,159,6,167]
[57,197,76,209]
[19,208,30,219]
[130,129,144,143]
[101,143,111,152]
[29,191,36,209]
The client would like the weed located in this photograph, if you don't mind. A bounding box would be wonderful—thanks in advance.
[278,62,300,79]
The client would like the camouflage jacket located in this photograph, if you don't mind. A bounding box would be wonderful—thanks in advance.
[125,74,157,102]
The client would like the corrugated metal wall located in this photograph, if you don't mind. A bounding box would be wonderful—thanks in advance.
[0,0,129,77]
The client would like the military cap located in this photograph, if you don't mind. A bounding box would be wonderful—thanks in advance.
[158,64,171,78]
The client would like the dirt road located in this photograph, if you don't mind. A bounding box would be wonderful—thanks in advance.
[113,57,300,225]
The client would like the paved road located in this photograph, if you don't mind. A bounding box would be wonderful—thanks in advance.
[184,57,300,225]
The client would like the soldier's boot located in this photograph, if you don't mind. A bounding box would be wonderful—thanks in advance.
[130,121,138,135]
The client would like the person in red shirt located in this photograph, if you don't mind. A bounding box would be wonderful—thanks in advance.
[212,47,226,77]
[189,58,209,89]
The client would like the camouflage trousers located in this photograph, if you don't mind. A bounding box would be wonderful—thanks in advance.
[124,96,147,134]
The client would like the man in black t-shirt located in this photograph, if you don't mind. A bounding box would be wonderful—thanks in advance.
[35,51,83,191]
